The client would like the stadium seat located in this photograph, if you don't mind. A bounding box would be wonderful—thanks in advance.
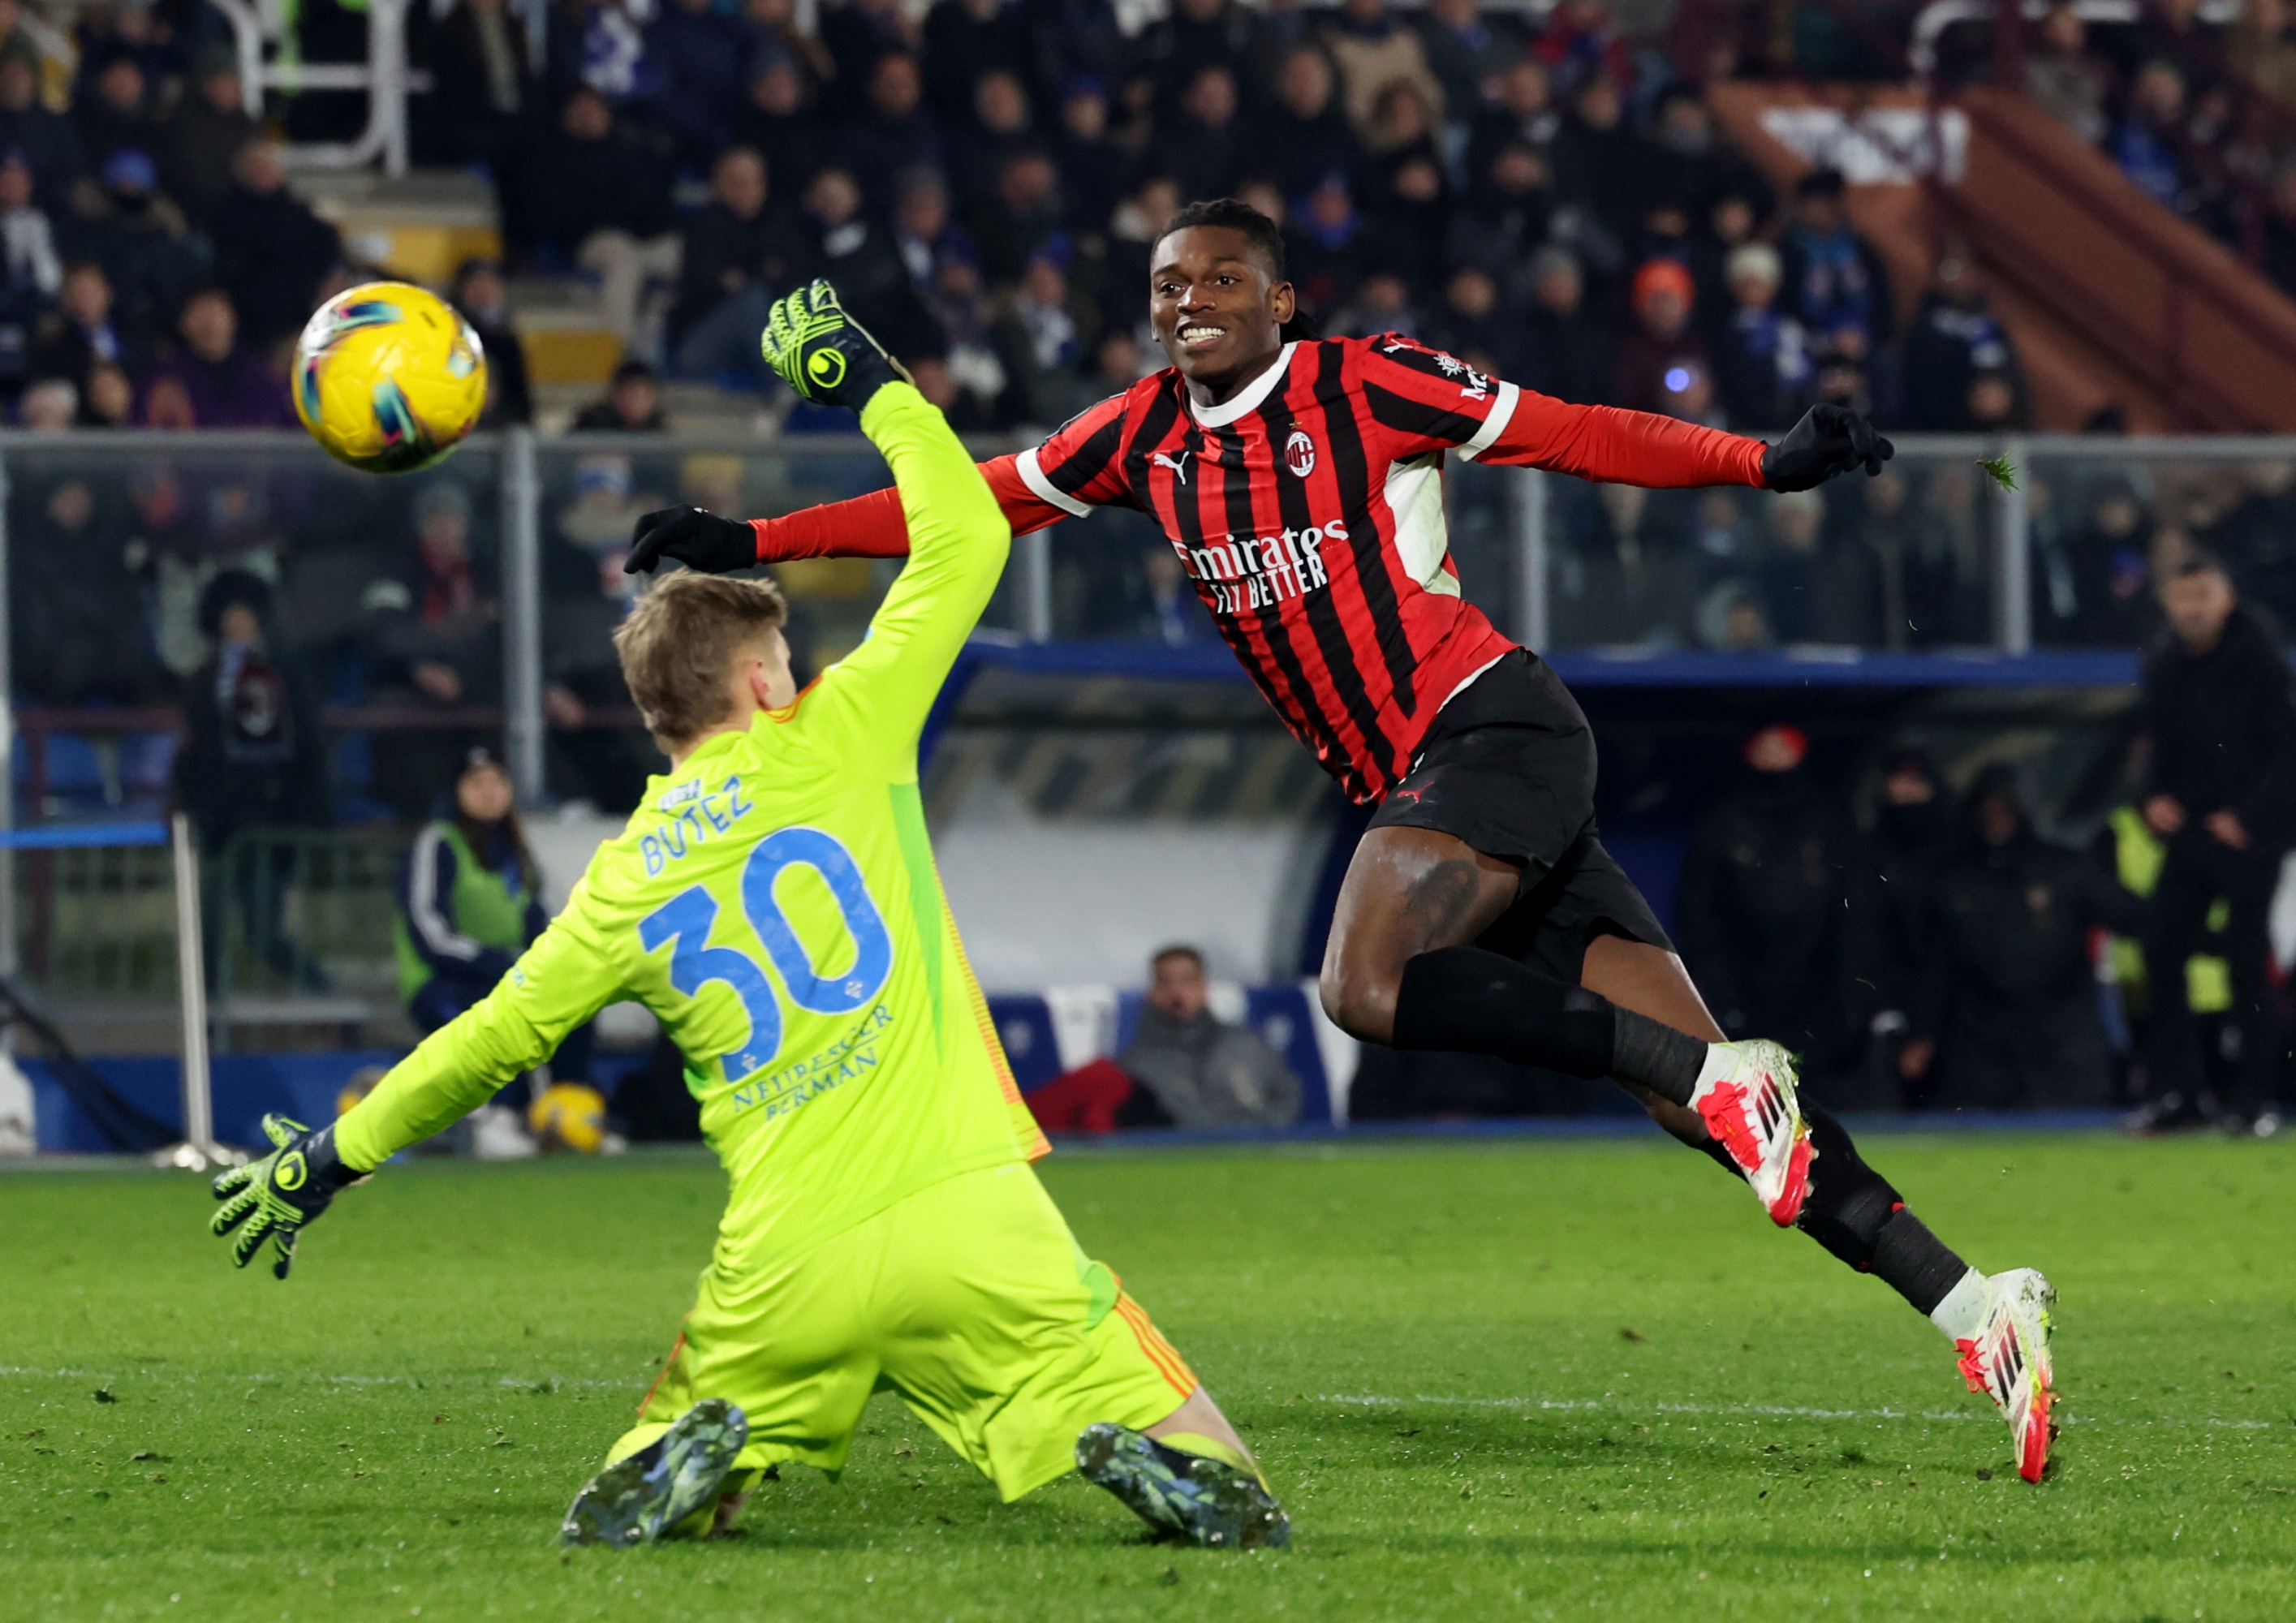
[984,994,1062,1091]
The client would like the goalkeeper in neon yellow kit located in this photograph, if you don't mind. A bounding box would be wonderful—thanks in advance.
[209,281,1290,1552]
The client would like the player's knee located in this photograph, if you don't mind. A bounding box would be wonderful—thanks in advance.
[1318,959,1398,1044]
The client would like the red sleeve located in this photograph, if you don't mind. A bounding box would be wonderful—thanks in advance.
[1351,333,1766,490]
[747,454,1070,563]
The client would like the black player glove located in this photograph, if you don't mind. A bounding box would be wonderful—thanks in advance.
[210,1113,365,1281]
[1761,403,1894,492]
[624,507,757,576]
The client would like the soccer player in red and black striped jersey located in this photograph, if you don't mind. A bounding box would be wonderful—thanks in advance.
[626,202,2059,1483]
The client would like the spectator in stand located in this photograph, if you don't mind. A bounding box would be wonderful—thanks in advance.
[1451,139,1552,300]
[1613,256,1708,415]
[0,45,83,217]
[1415,0,1523,118]
[448,257,532,426]
[1901,765,2142,1110]
[1779,168,1893,367]
[842,52,941,210]
[667,145,799,379]
[1142,0,1267,109]
[1679,721,1854,1067]
[72,50,158,174]
[11,468,154,704]
[1518,244,1613,404]
[429,0,530,173]
[1051,76,1131,232]
[921,0,1027,126]
[1333,269,1420,338]
[359,480,502,817]
[818,0,917,90]
[140,284,292,427]
[995,236,1093,421]
[1264,47,1363,201]
[2132,552,2296,1134]
[728,50,824,196]
[16,372,68,424]
[1844,747,1954,1100]
[795,164,915,331]
[648,0,752,166]
[2110,59,2197,215]
[28,258,143,391]
[1711,241,1810,433]
[1965,365,2025,432]
[1023,945,1301,1132]
[1537,0,1634,97]
[0,149,56,390]
[1760,486,1884,644]
[1163,64,1244,204]
[80,355,130,424]
[1901,249,2017,431]
[1285,170,1368,322]
[952,68,1037,209]
[67,147,206,346]
[1427,265,1511,377]
[1554,481,1697,647]
[1322,0,1444,140]
[2202,458,2296,622]
[890,167,971,297]
[159,45,260,230]
[1467,57,1560,198]
[176,570,334,992]
[513,88,677,351]
[571,358,666,431]
[2230,0,2296,107]
[969,148,1063,286]
[2027,2,2112,147]
[1551,70,1642,255]
[210,140,341,350]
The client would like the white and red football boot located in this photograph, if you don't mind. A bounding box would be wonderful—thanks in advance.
[1690,1040,1812,1226]
[1956,1268,2057,1483]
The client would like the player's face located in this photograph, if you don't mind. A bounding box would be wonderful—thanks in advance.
[1148,226,1294,399]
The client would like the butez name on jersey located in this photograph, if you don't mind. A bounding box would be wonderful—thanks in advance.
[1179,519,1343,614]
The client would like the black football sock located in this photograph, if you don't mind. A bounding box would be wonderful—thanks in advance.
[1794,1103,1972,1318]
[1389,947,1708,1104]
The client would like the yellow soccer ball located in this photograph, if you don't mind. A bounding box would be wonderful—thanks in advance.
[528,1083,610,1155]
[294,281,487,473]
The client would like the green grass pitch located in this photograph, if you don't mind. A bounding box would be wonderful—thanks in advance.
[3,1134,2292,1621]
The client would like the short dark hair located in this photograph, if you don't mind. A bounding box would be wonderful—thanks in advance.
[2173,546,2228,579]
[1150,944,1205,973]
[1157,196,1286,281]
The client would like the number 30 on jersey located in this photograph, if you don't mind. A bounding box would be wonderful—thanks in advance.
[635,828,893,1082]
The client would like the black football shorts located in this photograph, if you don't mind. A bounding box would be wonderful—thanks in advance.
[1364,648,1673,983]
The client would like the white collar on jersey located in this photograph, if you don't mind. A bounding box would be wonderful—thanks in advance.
[1184,341,1298,428]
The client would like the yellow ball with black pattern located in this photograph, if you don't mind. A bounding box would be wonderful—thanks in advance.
[529,1082,610,1155]
[293,281,487,473]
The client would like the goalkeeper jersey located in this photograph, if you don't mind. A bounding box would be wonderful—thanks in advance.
[335,384,1047,1270]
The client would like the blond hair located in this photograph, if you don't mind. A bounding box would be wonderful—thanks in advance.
[612,570,789,752]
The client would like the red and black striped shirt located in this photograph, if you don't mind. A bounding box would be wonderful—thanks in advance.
[755,335,1769,803]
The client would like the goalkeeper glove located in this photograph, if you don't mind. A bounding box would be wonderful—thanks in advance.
[625,507,757,575]
[760,278,911,411]
[1762,403,1894,492]
[210,1113,365,1281]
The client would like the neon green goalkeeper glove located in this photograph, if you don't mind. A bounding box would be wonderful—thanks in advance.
[760,278,911,411]
[210,1113,365,1280]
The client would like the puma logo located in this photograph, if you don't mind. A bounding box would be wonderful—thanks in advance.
[1152,449,1192,484]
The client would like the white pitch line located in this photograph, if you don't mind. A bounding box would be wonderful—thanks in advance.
[1307,1393,2278,1431]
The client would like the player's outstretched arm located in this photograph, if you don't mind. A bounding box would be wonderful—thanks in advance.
[624,448,1057,575]
[752,280,1014,743]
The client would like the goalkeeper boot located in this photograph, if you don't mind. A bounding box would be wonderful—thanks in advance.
[558,1398,749,1548]
[760,278,911,412]
[1075,1423,1289,1550]
[1955,1268,2057,1483]
[1690,1039,1812,1226]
